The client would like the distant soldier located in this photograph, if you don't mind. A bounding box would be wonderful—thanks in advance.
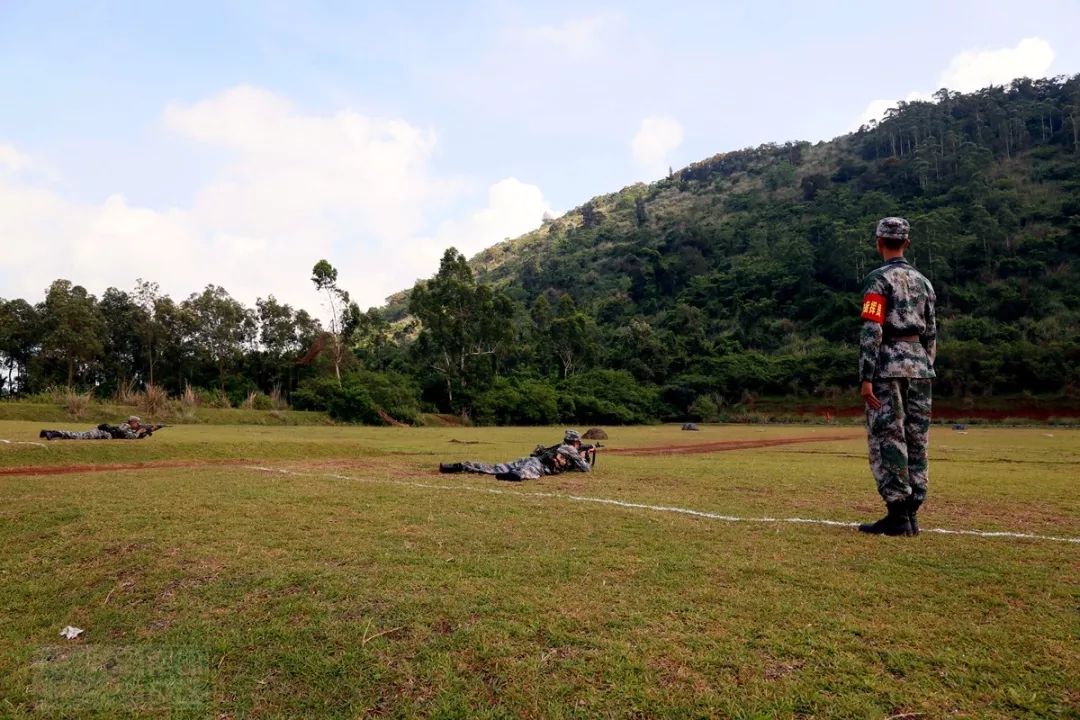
[440,429,593,481]
[40,415,155,441]
[858,217,936,536]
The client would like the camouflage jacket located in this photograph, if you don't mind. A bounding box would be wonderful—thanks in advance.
[859,258,937,381]
[96,423,148,440]
[531,443,592,473]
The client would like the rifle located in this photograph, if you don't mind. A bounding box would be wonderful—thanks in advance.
[138,423,169,436]
[580,442,603,468]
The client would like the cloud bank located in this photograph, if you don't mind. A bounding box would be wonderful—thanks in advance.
[631,116,684,179]
[855,37,1055,128]
[1,86,551,314]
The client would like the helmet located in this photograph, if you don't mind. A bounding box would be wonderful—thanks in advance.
[563,429,581,444]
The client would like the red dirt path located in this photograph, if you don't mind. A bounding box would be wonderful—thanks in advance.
[0,459,252,477]
[606,434,860,456]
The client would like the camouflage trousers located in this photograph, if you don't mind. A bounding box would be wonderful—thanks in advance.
[866,378,931,504]
[462,456,546,480]
[49,429,111,440]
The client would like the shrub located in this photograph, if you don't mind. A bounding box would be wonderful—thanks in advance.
[293,371,421,424]
[557,370,660,424]
[474,377,559,426]
[269,385,287,410]
[139,384,168,417]
[195,387,231,409]
[63,389,92,419]
[115,380,140,406]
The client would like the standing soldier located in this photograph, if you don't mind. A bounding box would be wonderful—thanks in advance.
[858,217,936,536]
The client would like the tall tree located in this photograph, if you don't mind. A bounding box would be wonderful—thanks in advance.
[311,260,359,385]
[0,299,41,395]
[98,287,144,395]
[409,248,515,409]
[133,279,162,386]
[39,280,104,387]
[185,285,253,393]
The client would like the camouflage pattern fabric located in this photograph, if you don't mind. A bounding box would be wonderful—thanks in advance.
[859,258,937,381]
[49,428,112,440]
[105,424,145,439]
[875,216,910,240]
[462,456,548,480]
[866,379,931,503]
[461,444,592,480]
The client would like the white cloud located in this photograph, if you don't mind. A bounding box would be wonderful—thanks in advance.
[0,144,33,173]
[631,116,684,179]
[853,37,1055,130]
[938,37,1054,93]
[0,86,551,314]
[855,91,933,129]
[418,177,552,259]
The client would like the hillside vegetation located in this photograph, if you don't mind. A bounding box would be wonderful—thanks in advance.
[381,75,1080,421]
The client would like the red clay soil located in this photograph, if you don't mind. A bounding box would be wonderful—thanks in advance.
[809,404,1079,421]
[607,434,861,456]
[0,459,253,477]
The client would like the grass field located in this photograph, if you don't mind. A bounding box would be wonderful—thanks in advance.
[1,421,1077,719]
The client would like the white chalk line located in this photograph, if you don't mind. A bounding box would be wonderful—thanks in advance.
[0,439,47,448]
[243,466,1080,545]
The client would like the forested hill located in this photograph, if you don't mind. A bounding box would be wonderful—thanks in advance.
[395,74,1080,414]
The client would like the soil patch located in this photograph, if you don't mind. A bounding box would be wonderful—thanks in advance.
[608,434,861,456]
[0,459,252,477]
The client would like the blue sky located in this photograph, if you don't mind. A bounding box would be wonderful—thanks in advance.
[2,0,1078,313]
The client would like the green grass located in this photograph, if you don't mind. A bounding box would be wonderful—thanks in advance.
[0,401,330,426]
[1,422,1077,718]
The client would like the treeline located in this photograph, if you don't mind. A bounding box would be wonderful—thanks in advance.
[0,280,323,405]
[3,76,1080,424]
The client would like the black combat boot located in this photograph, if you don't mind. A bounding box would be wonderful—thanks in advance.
[858,501,913,536]
[496,471,524,482]
[439,463,464,474]
[906,497,923,536]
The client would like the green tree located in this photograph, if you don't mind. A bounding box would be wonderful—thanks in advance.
[0,299,40,395]
[409,248,515,410]
[184,285,253,393]
[39,280,104,387]
[311,260,359,385]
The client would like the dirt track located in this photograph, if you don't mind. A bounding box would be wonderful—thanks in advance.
[605,434,860,455]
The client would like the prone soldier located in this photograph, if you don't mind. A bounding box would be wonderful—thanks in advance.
[40,415,165,441]
[439,429,594,481]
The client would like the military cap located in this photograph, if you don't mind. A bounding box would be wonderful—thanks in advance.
[127,415,141,424]
[875,217,910,241]
[563,429,581,443]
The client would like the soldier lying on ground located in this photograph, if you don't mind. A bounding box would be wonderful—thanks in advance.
[439,429,593,481]
[39,415,162,440]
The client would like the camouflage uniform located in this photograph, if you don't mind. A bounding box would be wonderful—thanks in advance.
[46,427,113,440]
[860,218,936,506]
[454,443,592,481]
[41,416,148,441]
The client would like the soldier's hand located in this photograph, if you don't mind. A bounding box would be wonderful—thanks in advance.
[860,381,881,410]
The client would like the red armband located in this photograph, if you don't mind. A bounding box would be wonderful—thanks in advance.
[860,293,886,323]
